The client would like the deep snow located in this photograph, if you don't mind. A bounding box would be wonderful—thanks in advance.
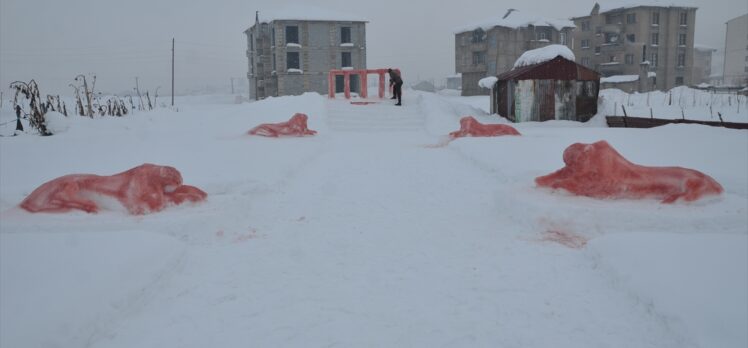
[1,91,746,348]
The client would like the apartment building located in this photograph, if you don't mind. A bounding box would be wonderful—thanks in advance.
[723,13,748,87]
[245,11,367,100]
[572,3,697,91]
[454,9,575,96]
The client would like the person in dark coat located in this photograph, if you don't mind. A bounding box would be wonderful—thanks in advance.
[388,68,403,106]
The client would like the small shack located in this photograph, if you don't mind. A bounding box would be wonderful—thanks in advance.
[489,45,600,122]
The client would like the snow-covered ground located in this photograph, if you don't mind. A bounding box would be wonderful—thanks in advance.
[1,90,746,348]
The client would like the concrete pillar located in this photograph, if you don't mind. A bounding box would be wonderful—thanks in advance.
[344,72,351,99]
[638,61,650,93]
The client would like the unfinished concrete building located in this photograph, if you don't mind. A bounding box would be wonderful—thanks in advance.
[571,3,697,91]
[454,9,575,96]
[245,10,367,100]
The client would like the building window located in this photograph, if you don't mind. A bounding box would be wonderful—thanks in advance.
[595,46,601,54]
[679,12,688,25]
[471,28,485,43]
[560,32,567,45]
[627,34,636,43]
[675,76,684,86]
[341,27,352,44]
[625,54,634,64]
[678,33,687,46]
[651,52,658,67]
[582,57,590,66]
[626,13,636,24]
[273,53,276,71]
[677,53,685,67]
[472,51,485,65]
[287,52,300,70]
[581,21,590,31]
[595,26,602,34]
[610,55,618,62]
[652,12,660,25]
[539,31,547,41]
[342,52,352,68]
[250,34,254,50]
[272,27,276,46]
[581,39,590,48]
[286,26,299,44]
[651,32,659,45]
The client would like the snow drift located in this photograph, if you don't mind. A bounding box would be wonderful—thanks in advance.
[535,140,723,203]
[20,163,207,214]
[248,113,317,137]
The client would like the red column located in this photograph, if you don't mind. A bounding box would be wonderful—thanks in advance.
[328,72,335,98]
[361,72,368,98]
[344,72,351,99]
[378,72,385,98]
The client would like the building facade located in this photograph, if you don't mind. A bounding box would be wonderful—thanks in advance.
[245,13,367,100]
[572,3,697,91]
[692,45,716,85]
[454,10,575,96]
[723,14,748,87]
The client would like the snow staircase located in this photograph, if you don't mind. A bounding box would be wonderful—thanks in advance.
[325,98,425,132]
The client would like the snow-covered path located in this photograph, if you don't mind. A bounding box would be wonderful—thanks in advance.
[1,93,745,348]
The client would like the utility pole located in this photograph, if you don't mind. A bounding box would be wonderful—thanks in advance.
[171,38,175,107]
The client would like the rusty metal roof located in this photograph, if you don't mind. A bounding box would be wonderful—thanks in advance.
[496,56,600,81]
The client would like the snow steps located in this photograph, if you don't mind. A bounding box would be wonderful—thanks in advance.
[326,100,425,132]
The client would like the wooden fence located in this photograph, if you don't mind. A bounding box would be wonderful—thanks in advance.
[606,116,748,130]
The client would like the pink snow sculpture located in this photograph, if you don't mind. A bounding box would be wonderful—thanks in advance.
[449,116,521,138]
[535,141,723,203]
[248,113,317,137]
[20,164,207,215]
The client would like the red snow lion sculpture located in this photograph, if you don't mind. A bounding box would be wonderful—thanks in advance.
[449,116,521,138]
[20,164,207,214]
[248,113,317,137]
[535,141,723,203]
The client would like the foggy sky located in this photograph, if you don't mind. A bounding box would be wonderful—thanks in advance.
[1,0,746,96]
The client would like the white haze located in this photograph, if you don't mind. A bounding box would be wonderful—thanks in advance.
[1,0,746,96]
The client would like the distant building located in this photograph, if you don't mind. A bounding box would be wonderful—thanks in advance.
[245,10,367,100]
[723,14,748,87]
[692,44,716,85]
[454,9,575,96]
[445,73,462,90]
[571,2,697,91]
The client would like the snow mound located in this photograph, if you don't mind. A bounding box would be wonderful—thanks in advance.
[449,116,521,138]
[20,163,207,215]
[248,113,317,137]
[478,76,498,89]
[454,9,574,33]
[43,112,70,134]
[513,45,575,69]
[535,140,723,203]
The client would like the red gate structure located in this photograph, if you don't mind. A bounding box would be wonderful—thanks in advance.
[328,68,400,99]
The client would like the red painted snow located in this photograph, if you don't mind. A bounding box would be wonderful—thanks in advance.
[449,116,521,138]
[248,113,317,137]
[20,163,207,214]
[541,229,588,249]
[535,141,723,203]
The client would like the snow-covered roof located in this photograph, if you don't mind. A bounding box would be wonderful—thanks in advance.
[697,83,712,88]
[454,9,575,34]
[513,45,575,69]
[478,76,498,89]
[601,75,639,83]
[257,6,367,23]
[597,1,697,14]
